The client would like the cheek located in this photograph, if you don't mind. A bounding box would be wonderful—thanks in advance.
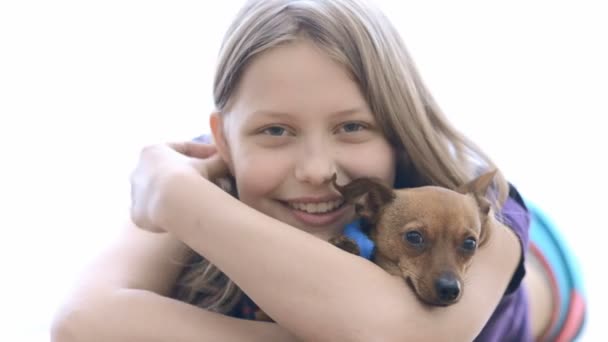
[231,147,289,205]
[397,253,429,276]
[340,140,396,184]
[459,253,475,271]
[374,229,408,259]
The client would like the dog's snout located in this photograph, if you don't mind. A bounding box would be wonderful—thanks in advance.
[435,273,461,303]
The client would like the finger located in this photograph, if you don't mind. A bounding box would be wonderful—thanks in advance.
[169,141,217,159]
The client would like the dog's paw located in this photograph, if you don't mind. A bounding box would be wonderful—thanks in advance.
[330,235,361,255]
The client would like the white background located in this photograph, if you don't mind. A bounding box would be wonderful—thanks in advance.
[1,0,605,340]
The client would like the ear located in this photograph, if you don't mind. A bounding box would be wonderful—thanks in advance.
[457,169,498,215]
[331,174,396,223]
[209,112,234,174]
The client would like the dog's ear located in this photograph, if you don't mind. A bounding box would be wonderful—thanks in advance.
[331,174,395,223]
[457,170,498,249]
[457,169,498,215]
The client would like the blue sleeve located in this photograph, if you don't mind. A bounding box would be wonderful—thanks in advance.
[192,133,213,143]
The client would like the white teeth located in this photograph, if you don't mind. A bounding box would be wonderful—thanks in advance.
[288,199,344,214]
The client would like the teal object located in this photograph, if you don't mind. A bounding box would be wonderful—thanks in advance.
[526,201,586,339]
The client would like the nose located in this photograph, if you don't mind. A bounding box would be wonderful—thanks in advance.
[434,273,461,304]
[294,142,337,186]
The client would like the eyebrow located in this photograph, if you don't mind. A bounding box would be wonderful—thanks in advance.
[250,107,366,118]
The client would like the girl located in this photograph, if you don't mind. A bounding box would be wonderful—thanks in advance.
[52,0,584,341]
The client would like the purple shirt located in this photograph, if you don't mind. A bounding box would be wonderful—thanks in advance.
[475,186,532,341]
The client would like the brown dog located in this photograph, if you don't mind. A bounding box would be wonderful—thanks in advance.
[330,170,497,306]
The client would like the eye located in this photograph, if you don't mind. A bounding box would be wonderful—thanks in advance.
[462,237,477,251]
[404,231,424,246]
[261,126,289,136]
[338,122,368,133]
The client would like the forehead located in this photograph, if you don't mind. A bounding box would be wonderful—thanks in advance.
[230,40,368,118]
[383,189,481,228]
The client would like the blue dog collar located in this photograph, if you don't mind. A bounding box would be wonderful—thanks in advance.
[343,220,375,260]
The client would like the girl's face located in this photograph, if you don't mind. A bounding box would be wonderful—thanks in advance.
[212,40,396,241]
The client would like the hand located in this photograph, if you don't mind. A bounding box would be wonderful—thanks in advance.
[129,141,229,233]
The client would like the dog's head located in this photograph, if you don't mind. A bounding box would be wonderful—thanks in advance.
[331,170,497,306]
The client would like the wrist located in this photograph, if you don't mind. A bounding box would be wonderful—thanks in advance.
[153,171,207,232]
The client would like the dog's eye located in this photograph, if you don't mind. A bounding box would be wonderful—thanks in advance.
[462,237,477,251]
[404,231,424,246]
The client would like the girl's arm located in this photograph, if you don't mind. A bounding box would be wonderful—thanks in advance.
[51,222,299,342]
[159,173,521,342]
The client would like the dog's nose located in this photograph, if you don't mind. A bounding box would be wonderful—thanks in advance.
[435,274,461,303]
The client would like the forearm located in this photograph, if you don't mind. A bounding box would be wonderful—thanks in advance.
[52,288,299,342]
[160,176,521,341]
[160,176,428,341]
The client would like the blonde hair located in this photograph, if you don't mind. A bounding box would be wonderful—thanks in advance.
[172,0,509,314]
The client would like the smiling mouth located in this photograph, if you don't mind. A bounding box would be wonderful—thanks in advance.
[278,199,350,228]
[284,199,345,214]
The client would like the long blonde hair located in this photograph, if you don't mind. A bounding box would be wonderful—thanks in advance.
[172,0,509,314]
